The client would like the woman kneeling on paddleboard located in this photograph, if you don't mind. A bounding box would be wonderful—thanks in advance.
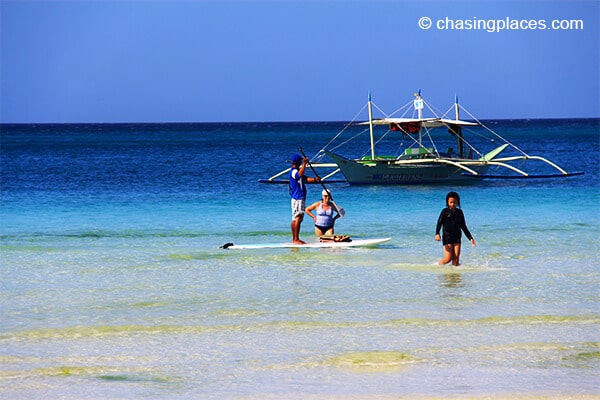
[306,189,341,236]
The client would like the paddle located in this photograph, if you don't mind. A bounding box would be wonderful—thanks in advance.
[298,147,346,218]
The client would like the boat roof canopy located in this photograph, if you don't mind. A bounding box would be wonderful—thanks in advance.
[359,118,479,128]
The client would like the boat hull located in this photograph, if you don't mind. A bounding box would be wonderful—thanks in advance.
[326,151,490,185]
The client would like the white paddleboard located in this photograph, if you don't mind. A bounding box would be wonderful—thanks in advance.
[222,237,392,250]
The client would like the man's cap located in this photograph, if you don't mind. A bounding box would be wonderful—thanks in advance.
[291,154,303,164]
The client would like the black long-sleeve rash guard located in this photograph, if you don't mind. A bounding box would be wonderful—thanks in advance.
[436,207,473,245]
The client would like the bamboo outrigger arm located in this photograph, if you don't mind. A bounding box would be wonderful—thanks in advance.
[491,155,570,175]
[321,168,342,181]
[265,167,291,182]
[461,156,583,179]
[260,163,343,184]
[480,160,530,176]
[430,159,481,176]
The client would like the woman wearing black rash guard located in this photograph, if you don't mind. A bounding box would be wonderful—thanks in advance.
[435,191,476,266]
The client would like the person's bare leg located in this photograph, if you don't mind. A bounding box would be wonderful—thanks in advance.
[438,244,453,265]
[451,243,462,266]
[292,216,305,244]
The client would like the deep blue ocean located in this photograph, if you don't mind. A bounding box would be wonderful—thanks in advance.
[1,119,599,398]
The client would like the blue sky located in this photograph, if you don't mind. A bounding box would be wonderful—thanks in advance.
[1,0,598,123]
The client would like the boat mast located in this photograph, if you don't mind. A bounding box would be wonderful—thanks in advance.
[414,89,423,146]
[368,92,375,160]
[454,95,464,158]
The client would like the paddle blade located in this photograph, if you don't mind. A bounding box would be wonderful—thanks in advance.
[332,200,346,219]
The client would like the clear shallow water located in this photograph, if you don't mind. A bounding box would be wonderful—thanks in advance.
[1,120,599,398]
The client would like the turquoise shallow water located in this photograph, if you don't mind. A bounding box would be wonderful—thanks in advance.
[1,121,599,398]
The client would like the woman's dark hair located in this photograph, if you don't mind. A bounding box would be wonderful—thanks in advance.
[446,191,461,208]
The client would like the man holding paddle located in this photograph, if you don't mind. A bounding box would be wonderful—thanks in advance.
[289,154,320,244]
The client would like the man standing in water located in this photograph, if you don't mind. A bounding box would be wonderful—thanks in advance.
[290,154,320,244]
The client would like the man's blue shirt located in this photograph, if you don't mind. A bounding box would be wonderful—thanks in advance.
[289,168,306,200]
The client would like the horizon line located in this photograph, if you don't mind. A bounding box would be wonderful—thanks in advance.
[2,116,599,126]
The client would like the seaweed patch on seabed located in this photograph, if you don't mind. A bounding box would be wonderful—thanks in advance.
[324,351,421,372]
[251,351,421,373]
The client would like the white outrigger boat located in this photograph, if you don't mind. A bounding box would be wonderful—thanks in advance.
[261,91,583,185]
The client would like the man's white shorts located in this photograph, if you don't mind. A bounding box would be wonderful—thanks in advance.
[291,199,305,219]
